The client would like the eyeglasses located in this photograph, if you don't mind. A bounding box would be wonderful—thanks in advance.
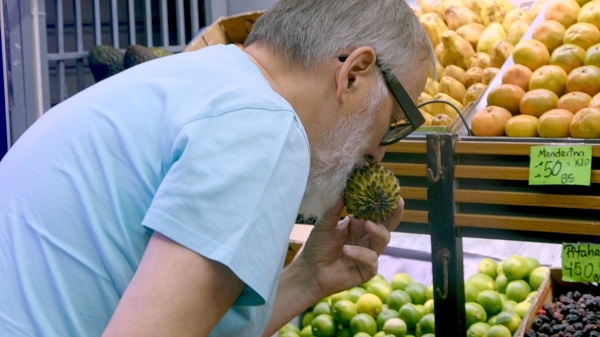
[339,55,425,146]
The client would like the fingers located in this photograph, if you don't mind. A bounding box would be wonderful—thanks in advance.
[342,245,378,282]
[363,220,391,255]
[315,197,345,230]
[382,197,405,232]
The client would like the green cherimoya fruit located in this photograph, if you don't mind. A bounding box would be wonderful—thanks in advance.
[150,46,173,58]
[344,163,401,223]
[88,45,124,82]
[123,44,157,69]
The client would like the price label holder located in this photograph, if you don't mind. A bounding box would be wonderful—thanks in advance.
[561,243,600,283]
[529,145,592,185]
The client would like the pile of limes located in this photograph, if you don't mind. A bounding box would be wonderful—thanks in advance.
[278,255,549,337]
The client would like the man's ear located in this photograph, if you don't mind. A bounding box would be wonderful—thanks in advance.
[336,46,378,102]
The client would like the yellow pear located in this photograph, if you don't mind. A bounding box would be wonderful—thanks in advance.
[483,67,501,84]
[489,40,515,68]
[456,23,487,50]
[419,12,449,46]
[480,0,509,26]
[530,0,550,17]
[440,30,476,69]
[427,92,464,118]
[441,64,467,84]
[438,76,467,103]
[506,19,532,45]
[423,78,440,96]
[444,5,482,30]
[463,82,488,106]
[502,8,532,32]
[417,92,435,115]
[417,0,446,16]
[464,67,485,88]
[477,22,507,54]
[469,52,492,69]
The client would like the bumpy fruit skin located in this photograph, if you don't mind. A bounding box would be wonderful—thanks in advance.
[344,163,401,223]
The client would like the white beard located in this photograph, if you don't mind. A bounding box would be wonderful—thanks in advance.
[298,81,386,223]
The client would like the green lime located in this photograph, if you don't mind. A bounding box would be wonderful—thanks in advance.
[330,290,352,305]
[494,310,521,333]
[502,255,528,281]
[487,314,497,325]
[398,303,423,330]
[332,299,357,326]
[417,313,435,335]
[350,313,378,335]
[387,289,413,311]
[501,300,517,312]
[299,325,314,337]
[526,290,538,302]
[405,282,428,305]
[391,272,414,290]
[362,274,387,289]
[312,301,331,316]
[349,286,368,303]
[376,308,400,330]
[513,300,532,318]
[467,273,496,292]
[505,279,531,303]
[465,301,488,328]
[524,257,541,279]
[494,273,508,294]
[476,290,503,316]
[423,299,435,314]
[356,293,383,317]
[367,280,393,303]
[465,281,480,303]
[335,326,352,337]
[528,266,549,290]
[425,284,434,301]
[311,314,336,337]
[353,333,372,337]
[279,323,300,334]
[382,317,408,337]
[279,331,300,337]
[478,258,498,279]
[467,321,491,337]
[485,324,512,337]
[302,311,315,328]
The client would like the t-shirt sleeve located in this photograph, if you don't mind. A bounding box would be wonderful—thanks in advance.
[142,107,309,305]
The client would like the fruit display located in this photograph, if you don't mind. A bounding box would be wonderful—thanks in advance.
[278,255,550,337]
[87,44,172,82]
[344,163,402,224]
[411,0,546,130]
[524,290,600,337]
[470,0,600,139]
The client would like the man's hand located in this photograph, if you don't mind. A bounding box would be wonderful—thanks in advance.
[298,196,404,299]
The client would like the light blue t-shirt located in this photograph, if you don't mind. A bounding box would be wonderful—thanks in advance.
[0,44,310,336]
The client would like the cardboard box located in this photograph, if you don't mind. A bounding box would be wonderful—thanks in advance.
[184,11,264,52]
[514,268,600,337]
[284,224,313,267]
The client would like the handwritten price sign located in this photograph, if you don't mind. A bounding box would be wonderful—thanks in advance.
[529,145,592,185]
[562,243,600,283]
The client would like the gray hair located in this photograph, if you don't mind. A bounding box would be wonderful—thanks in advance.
[245,0,435,80]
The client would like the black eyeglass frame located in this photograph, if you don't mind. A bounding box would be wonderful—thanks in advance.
[339,55,425,146]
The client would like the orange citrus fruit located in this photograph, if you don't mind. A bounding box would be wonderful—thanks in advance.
[505,115,540,137]
[544,0,581,28]
[550,43,586,74]
[501,64,533,91]
[563,22,600,50]
[512,39,551,71]
[520,88,560,118]
[557,91,592,113]
[569,106,600,137]
[532,19,567,52]
[565,65,600,96]
[487,83,526,115]
[537,108,575,138]
[528,64,568,96]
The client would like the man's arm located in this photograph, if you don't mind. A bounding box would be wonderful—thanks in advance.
[262,198,404,336]
[102,232,244,337]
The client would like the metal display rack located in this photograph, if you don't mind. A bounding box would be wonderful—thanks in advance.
[384,134,600,337]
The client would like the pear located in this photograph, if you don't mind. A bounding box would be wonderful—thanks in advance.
[477,22,507,55]
[463,0,483,14]
[417,92,435,115]
[463,82,488,106]
[419,12,449,46]
[444,5,482,31]
[441,64,467,85]
[482,67,500,84]
[464,67,485,88]
[423,78,441,96]
[438,76,467,103]
[440,30,475,69]
[456,23,487,50]
[502,8,532,32]
[429,93,464,118]
[417,0,446,16]
[489,40,514,68]
[468,52,492,69]
[506,19,531,46]
[480,0,508,26]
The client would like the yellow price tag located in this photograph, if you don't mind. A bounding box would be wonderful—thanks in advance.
[561,243,600,283]
[529,145,592,185]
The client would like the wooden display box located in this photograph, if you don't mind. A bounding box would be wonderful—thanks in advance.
[514,268,600,336]
[184,11,264,52]
[284,224,313,267]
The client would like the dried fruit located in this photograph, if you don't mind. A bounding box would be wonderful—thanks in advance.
[344,163,401,223]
